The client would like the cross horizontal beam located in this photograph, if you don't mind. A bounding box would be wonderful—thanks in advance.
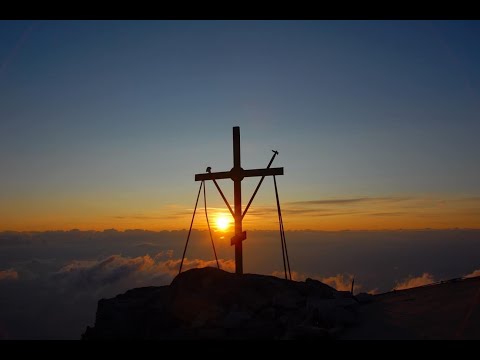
[195,171,231,181]
[243,167,284,178]
[195,167,284,182]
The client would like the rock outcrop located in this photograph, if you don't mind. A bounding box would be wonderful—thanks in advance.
[82,267,361,340]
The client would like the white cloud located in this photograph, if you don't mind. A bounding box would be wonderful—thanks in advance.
[271,270,362,293]
[53,253,235,297]
[321,273,361,292]
[464,269,480,278]
[0,268,18,281]
[393,273,435,290]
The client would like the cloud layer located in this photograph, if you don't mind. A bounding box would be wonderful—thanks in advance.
[53,253,235,298]
[0,269,18,281]
[1,229,480,339]
[464,269,480,278]
[271,271,362,293]
[393,273,435,290]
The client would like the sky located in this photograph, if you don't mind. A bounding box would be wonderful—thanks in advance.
[1,20,480,339]
[1,20,480,231]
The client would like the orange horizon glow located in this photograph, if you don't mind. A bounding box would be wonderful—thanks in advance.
[1,212,480,232]
[2,225,480,233]
[1,195,480,232]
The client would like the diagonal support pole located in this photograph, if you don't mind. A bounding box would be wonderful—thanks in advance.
[208,169,234,218]
[179,181,203,275]
[274,175,291,280]
[242,150,278,220]
[203,181,220,269]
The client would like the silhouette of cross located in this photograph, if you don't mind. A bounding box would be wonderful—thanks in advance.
[195,126,284,275]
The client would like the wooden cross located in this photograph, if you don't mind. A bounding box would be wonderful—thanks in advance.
[195,126,284,275]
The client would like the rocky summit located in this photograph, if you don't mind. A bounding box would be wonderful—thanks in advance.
[82,267,367,340]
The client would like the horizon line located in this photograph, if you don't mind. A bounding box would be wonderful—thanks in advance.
[1,227,480,234]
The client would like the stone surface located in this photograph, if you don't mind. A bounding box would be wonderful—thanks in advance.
[82,267,363,340]
[355,292,375,304]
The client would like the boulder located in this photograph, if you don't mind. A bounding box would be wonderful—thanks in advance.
[82,267,363,340]
[355,292,375,304]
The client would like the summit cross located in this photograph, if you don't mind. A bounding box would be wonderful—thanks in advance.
[195,126,284,274]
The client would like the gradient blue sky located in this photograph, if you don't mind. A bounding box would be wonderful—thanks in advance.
[1,20,479,230]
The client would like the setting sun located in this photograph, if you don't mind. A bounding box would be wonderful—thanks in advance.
[215,215,231,231]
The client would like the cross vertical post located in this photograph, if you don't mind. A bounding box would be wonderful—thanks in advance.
[233,127,243,275]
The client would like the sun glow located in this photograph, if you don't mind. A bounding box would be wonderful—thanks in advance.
[215,215,231,231]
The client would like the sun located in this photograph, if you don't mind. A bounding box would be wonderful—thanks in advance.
[215,215,231,232]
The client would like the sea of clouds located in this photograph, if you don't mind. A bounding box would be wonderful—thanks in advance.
[0,228,479,339]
